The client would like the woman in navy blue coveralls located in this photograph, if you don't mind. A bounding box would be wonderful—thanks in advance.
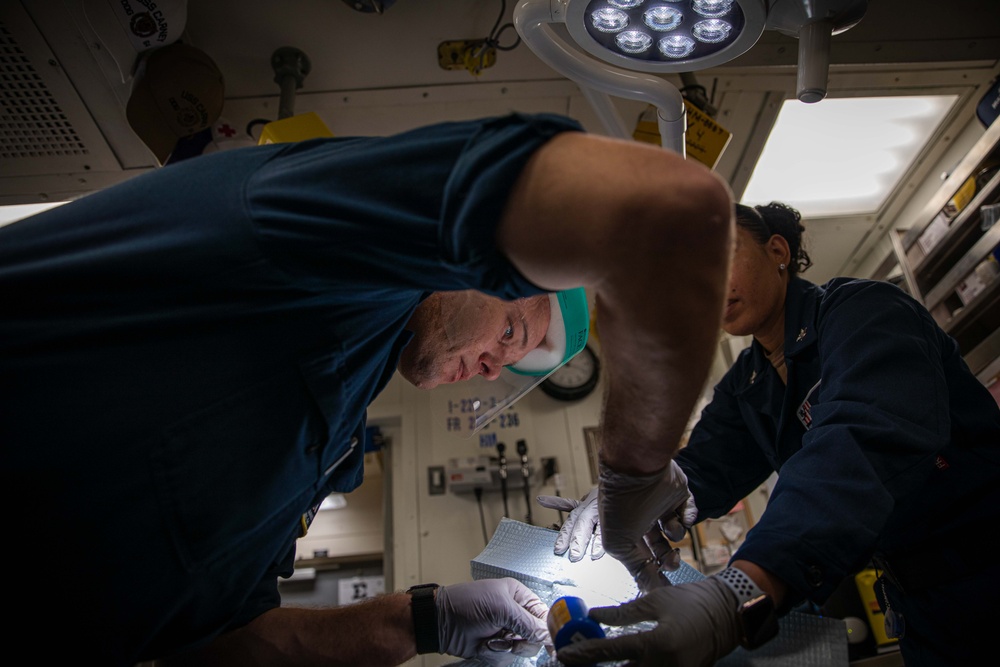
[675,202,1000,666]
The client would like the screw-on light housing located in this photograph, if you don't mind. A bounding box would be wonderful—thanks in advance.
[762,0,869,103]
[565,0,766,73]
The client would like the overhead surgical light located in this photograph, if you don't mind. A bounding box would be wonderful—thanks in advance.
[562,0,766,73]
[514,0,868,152]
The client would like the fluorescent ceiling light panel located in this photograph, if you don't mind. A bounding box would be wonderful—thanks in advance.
[0,202,67,228]
[741,95,957,217]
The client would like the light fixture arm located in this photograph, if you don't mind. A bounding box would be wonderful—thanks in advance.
[514,0,686,155]
[796,20,832,104]
[765,0,868,103]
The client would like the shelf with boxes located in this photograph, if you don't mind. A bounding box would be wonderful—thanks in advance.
[891,119,1000,390]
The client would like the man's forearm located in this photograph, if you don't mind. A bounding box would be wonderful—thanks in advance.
[592,224,730,476]
[497,132,734,474]
[157,593,416,667]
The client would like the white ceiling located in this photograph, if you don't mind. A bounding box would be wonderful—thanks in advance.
[3,0,1000,281]
[180,0,1000,98]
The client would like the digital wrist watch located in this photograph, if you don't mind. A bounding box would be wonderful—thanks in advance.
[407,583,440,654]
[716,567,780,650]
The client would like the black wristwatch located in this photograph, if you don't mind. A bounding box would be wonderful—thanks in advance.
[407,583,440,654]
[716,567,779,650]
[737,593,779,649]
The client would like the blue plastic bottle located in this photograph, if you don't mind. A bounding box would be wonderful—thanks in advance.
[547,595,606,656]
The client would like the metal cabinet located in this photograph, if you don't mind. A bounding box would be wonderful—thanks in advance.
[890,120,1000,388]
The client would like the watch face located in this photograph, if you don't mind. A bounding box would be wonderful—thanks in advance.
[739,594,779,649]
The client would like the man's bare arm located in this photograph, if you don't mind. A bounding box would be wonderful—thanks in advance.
[156,594,416,667]
[497,131,734,474]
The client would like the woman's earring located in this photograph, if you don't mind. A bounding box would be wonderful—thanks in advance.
[779,263,786,271]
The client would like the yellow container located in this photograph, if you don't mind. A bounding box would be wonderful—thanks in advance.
[854,569,898,647]
[258,112,334,145]
[942,175,977,220]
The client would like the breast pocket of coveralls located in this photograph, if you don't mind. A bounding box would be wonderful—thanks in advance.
[149,361,344,573]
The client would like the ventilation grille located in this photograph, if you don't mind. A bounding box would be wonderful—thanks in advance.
[0,21,89,160]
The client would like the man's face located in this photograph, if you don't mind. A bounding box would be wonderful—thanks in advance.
[398,291,551,390]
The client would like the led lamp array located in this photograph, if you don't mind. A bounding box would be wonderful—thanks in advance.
[583,0,746,62]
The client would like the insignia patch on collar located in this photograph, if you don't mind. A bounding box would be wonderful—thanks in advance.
[300,502,322,537]
[797,379,822,430]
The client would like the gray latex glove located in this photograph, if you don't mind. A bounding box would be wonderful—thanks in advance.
[598,460,695,593]
[557,574,743,667]
[660,492,698,543]
[436,578,550,661]
[536,488,604,561]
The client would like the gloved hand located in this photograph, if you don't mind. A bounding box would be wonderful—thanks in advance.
[661,492,698,544]
[556,573,743,667]
[536,487,603,561]
[537,485,697,566]
[598,460,697,593]
[436,577,550,662]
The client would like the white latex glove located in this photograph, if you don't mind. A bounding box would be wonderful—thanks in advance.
[436,578,550,661]
[536,488,604,561]
[598,460,696,593]
[474,630,552,667]
[538,486,697,566]
[556,574,743,667]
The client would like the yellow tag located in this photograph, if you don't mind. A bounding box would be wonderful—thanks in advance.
[632,102,733,170]
[683,100,732,170]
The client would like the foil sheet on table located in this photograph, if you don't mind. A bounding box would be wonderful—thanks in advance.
[446,518,848,667]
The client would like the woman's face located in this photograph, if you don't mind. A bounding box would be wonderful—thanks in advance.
[722,226,790,348]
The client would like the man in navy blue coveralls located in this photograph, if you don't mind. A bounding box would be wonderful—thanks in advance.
[1,113,735,665]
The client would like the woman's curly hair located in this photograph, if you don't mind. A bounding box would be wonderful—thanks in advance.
[734,201,813,276]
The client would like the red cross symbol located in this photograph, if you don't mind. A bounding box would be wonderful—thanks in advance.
[217,123,237,138]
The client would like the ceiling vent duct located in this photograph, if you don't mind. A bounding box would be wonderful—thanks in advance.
[0,2,153,204]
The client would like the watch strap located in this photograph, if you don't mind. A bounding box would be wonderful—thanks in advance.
[715,567,779,650]
[407,583,440,654]
[716,566,765,604]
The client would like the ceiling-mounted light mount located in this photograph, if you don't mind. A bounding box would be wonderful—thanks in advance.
[563,0,767,74]
[765,0,868,103]
[515,0,691,153]
[514,0,870,158]
[526,0,869,106]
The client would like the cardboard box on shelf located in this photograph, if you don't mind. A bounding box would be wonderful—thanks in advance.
[917,211,951,254]
[956,254,1000,305]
